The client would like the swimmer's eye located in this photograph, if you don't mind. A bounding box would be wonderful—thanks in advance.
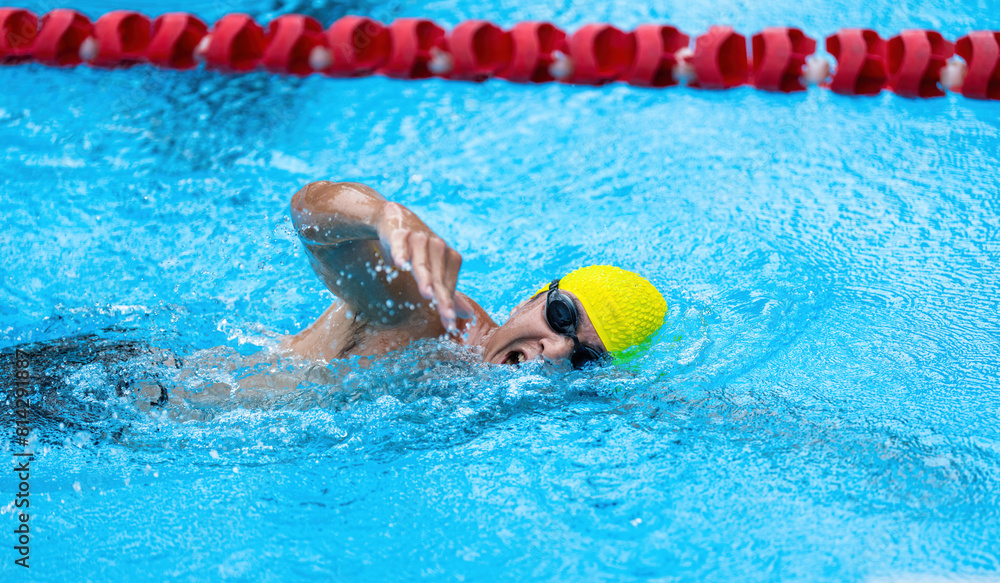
[570,344,607,369]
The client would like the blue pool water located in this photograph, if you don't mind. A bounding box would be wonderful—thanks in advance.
[2,0,1000,580]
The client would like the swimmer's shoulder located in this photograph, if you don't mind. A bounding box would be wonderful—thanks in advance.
[283,292,496,361]
[281,302,366,361]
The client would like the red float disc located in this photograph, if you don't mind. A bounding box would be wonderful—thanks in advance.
[752,27,816,92]
[33,9,92,67]
[563,24,636,85]
[0,8,37,63]
[497,22,566,83]
[147,13,208,70]
[887,29,954,97]
[379,18,445,79]
[447,20,511,82]
[205,13,265,72]
[626,25,689,88]
[261,14,325,76]
[90,10,150,68]
[955,31,1000,100]
[691,26,748,89]
[324,16,390,77]
[826,29,889,95]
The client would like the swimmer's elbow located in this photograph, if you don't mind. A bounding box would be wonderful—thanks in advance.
[290,181,387,244]
[290,181,328,243]
[290,180,333,217]
[290,181,385,215]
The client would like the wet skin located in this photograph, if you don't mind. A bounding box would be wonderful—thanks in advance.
[281,181,606,366]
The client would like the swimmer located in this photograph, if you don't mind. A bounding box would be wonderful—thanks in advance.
[0,181,668,435]
[282,181,667,368]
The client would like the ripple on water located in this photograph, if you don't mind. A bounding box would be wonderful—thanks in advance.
[2,14,1000,577]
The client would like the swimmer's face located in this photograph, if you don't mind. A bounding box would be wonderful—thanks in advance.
[481,290,606,367]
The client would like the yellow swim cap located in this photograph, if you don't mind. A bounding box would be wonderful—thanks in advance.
[536,265,667,356]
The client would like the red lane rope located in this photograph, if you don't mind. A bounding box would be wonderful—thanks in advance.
[1,8,998,99]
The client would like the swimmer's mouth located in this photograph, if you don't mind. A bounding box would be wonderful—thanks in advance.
[501,350,526,365]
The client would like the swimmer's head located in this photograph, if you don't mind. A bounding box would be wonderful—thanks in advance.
[481,265,666,368]
[551,265,667,358]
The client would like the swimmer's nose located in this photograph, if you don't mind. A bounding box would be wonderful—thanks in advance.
[538,334,575,362]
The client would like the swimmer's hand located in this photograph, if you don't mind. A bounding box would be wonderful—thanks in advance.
[291,181,479,334]
[378,202,475,331]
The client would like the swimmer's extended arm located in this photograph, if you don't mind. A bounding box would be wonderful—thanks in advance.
[290,181,472,330]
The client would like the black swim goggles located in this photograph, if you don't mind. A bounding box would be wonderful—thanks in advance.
[545,279,608,369]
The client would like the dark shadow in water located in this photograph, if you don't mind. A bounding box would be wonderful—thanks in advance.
[0,333,178,445]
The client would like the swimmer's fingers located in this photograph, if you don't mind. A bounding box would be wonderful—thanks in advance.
[377,203,414,270]
[387,228,412,270]
[407,231,435,301]
[427,238,457,330]
[444,250,474,320]
[441,247,473,319]
[375,203,463,329]
[442,246,461,294]
[454,294,475,320]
